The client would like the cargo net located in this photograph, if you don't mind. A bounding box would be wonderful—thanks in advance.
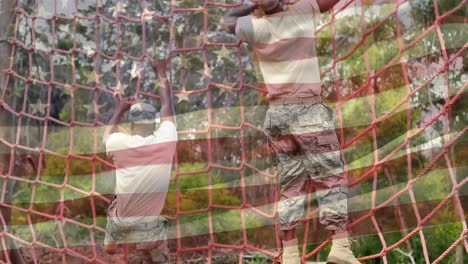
[0,0,466,263]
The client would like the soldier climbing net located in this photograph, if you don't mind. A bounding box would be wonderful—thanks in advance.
[0,0,466,263]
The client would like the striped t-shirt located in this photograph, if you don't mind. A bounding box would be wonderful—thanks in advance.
[105,121,177,224]
[236,0,322,99]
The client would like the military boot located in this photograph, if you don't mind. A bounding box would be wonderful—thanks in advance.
[326,232,360,264]
[282,238,301,264]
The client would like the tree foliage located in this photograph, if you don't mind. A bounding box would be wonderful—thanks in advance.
[1,0,466,263]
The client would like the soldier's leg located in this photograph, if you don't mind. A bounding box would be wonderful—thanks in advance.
[104,199,129,254]
[273,150,307,264]
[264,105,308,233]
[292,103,348,231]
[130,217,170,264]
[264,105,309,264]
[305,134,348,232]
[293,103,359,264]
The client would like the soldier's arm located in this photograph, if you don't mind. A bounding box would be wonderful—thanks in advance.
[223,4,258,34]
[103,97,133,144]
[152,59,175,124]
[315,0,340,13]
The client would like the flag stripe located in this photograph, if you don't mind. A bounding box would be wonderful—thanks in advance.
[254,38,318,62]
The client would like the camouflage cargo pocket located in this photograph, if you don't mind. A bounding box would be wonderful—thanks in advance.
[264,106,290,138]
[316,132,344,177]
[297,105,324,127]
[295,103,333,135]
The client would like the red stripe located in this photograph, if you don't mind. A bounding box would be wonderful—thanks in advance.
[108,141,177,168]
[114,192,168,218]
[265,82,321,98]
[9,192,467,230]
[254,38,317,62]
[0,128,342,175]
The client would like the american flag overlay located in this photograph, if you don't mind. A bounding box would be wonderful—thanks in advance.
[0,0,466,263]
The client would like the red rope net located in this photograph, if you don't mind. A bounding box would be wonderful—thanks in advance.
[0,0,466,263]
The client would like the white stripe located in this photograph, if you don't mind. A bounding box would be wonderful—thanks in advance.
[5,133,459,206]
[258,57,321,84]
[0,73,462,156]
[3,167,466,249]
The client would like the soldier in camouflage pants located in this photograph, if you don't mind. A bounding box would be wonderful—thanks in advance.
[264,102,348,232]
[105,198,171,264]
[223,0,361,261]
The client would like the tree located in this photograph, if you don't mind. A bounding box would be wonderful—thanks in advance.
[310,0,466,263]
[0,0,466,263]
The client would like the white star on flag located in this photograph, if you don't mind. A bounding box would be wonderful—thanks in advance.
[114,81,129,96]
[84,103,106,116]
[130,62,142,80]
[30,99,48,115]
[175,87,190,103]
[196,62,212,78]
[213,46,232,62]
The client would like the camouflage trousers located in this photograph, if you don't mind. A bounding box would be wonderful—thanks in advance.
[264,102,348,231]
[104,199,170,263]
